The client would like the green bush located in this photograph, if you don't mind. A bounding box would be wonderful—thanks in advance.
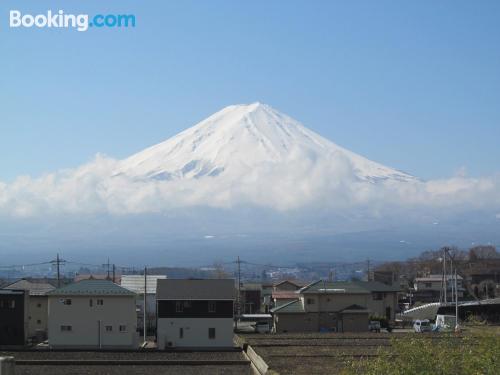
[342,332,500,375]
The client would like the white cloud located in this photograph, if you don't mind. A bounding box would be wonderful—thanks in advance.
[0,153,499,220]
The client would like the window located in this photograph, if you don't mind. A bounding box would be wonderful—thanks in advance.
[89,299,93,307]
[306,298,315,305]
[179,327,184,338]
[62,299,72,305]
[208,328,216,339]
[208,301,216,313]
[373,292,384,301]
[60,325,72,332]
[105,325,113,332]
[119,325,127,332]
[184,301,191,308]
[425,282,432,288]
[9,300,16,309]
[175,301,183,313]
[97,299,104,306]
[37,320,42,325]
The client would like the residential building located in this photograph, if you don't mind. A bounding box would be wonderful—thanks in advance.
[413,274,464,303]
[0,289,29,346]
[120,274,167,334]
[271,291,299,308]
[238,283,262,314]
[273,280,302,292]
[47,279,138,349]
[3,279,55,341]
[272,280,399,333]
[156,279,235,349]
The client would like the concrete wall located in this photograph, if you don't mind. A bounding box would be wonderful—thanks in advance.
[157,318,233,348]
[27,296,48,338]
[342,313,369,332]
[48,295,138,348]
[273,313,318,333]
[301,293,397,320]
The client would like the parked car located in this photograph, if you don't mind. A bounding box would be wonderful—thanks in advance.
[413,319,432,333]
[369,320,381,332]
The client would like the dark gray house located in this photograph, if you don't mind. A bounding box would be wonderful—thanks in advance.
[0,289,29,346]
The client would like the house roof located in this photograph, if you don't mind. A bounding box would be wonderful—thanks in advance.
[156,279,235,300]
[3,279,55,296]
[299,280,400,294]
[47,279,136,296]
[74,274,122,283]
[272,291,299,299]
[271,299,304,314]
[274,280,302,288]
[415,274,463,282]
[120,275,167,294]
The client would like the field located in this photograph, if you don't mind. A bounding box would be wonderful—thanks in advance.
[239,332,396,374]
[0,350,252,375]
[239,328,500,375]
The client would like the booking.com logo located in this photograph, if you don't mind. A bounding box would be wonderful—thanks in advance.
[9,10,136,32]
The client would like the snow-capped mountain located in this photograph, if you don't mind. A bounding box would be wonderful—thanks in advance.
[114,102,415,183]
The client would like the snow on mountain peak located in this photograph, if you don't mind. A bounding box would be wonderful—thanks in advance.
[114,103,415,183]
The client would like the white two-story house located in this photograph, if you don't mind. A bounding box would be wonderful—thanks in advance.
[47,279,138,349]
[156,279,235,349]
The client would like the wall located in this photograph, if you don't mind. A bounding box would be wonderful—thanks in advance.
[48,295,137,348]
[0,291,28,345]
[27,296,48,339]
[273,313,318,333]
[157,317,234,348]
[302,292,398,320]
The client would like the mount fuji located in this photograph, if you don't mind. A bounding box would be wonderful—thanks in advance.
[2,103,499,265]
[114,103,415,184]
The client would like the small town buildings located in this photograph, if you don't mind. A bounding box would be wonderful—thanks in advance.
[271,280,399,333]
[47,279,138,349]
[0,289,28,346]
[413,274,464,303]
[156,279,235,349]
[3,279,55,341]
[271,291,299,308]
[263,280,303,312]
[120,274,167,334]
[273,280,302,292]
[238,283,262,314]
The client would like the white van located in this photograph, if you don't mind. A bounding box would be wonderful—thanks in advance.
[413,319,431,333]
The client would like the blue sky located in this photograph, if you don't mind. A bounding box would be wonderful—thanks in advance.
[1,0,499,182]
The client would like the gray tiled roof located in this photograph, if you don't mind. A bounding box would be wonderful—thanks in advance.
[271,299,304,314]
[4,279,55,296]
[47,279,136,296]
[157,279,235,300]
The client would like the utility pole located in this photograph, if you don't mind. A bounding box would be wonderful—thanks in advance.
[143,266,147,342]
[237,256,241,318]
[51,253,66,288]
[443,248,447,304]
[455,268,460,332]
[105,258,111,280]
